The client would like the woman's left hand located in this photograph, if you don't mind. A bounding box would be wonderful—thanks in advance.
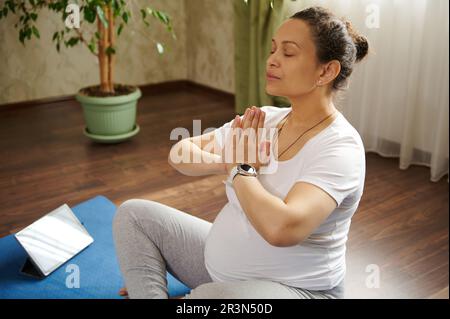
[224,106,271,175]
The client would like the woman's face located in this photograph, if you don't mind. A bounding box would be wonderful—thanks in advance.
[266,19,322,98]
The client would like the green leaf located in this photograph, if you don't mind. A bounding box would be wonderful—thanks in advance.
[112,0,120,16]
[32,26,40,39]
[30,13,37,21]
[156,11,170,24]
[94,31,100,40]
[140,9,146,20]
[19,29,25,44]
[117,23,124,36]
[56,42,60,52]
[88,42,96,54]
[106,46,116,55]
[52,31,58,41]
[25,27,32,40]
[66,37,79,47]
[122,11,128,23]
[84,6,96,23]
[7,1,15,14]
[96,6,108,28]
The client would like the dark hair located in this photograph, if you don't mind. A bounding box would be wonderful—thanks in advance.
[290,6,369,90]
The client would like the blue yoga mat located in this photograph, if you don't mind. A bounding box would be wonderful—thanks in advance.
[0,195,191,299]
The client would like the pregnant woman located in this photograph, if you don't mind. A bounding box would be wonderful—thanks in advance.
[113,6,368,299]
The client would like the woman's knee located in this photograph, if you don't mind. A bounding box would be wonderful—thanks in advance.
[114,198,138,223]
[113,199,171,232]
[113,199,160,233]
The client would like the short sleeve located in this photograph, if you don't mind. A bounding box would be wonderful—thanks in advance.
[295,135,364,207]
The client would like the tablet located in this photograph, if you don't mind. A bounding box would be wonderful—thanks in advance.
[14,203,94,278]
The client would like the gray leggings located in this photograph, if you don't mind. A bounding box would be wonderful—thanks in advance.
[112,199,345,299]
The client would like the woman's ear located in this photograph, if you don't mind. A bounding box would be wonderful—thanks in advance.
[317,60,341,86]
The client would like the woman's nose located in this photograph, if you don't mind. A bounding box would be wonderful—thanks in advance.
[267,53,280,68]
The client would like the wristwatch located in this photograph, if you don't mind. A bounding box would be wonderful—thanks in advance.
[227,163,258,184]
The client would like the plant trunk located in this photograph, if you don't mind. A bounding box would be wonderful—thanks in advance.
[107,5,115,93]
[97,4,115,94]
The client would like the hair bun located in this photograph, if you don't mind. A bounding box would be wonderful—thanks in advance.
[343,19,369,62]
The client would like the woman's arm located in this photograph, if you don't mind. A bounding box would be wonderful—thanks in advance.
[227,107,338,247]
[231,175,289,245]
[168,130,228,177]
[232,175,337,247]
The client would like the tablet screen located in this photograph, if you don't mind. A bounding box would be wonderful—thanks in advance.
[15,204,94,276]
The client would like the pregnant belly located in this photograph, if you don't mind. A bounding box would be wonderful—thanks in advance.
[204,203,294,280]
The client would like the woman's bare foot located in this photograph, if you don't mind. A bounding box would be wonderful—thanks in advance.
[119,287,129,298]
[169,295,185,299]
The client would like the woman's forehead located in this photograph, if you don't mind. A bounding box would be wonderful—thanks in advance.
[273,19,312,47]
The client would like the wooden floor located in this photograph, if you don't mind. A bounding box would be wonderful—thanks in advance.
[0,82,448,299]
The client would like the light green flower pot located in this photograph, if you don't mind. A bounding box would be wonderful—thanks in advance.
[75,87,142,143]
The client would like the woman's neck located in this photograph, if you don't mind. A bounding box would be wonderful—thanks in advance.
[288,92,337,128]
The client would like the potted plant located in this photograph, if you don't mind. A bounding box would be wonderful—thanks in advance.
[0,0,176,143]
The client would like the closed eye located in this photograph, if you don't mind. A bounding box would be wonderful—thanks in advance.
[270,51,294,57]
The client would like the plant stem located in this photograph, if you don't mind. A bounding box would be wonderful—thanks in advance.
[107,5,115,93]
[97,8,108,93]
[74,28,96,56]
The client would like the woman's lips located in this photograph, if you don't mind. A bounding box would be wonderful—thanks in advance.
[266,73,281,80]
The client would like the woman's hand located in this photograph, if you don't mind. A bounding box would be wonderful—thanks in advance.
[224,106,271,175]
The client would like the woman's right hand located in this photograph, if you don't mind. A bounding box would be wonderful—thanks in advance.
[223,106,271,174]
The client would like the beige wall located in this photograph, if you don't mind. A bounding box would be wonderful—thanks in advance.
[0,0,234,105]
[185,0,234,94]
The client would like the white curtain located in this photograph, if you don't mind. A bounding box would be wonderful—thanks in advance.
[283,0,449,182]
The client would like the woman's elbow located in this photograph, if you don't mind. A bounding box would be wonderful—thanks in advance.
[266,218,306,247]
[268,233,305,247]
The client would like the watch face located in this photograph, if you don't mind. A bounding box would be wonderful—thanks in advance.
[240,163,256,174]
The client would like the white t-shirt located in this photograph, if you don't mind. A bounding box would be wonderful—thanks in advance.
[204,106,366,291]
